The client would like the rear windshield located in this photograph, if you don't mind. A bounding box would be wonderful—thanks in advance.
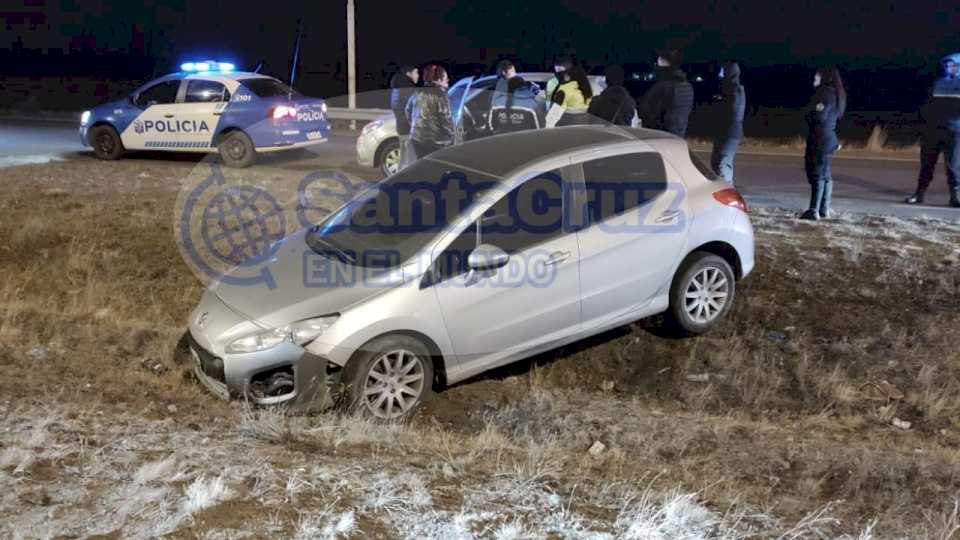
[689,149,721,181]
[239,78,300,98]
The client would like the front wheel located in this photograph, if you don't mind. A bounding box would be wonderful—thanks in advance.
[666,252,736,335]
[378,139,400,177]
[340,334,434,420]
[89,125,124,160]
[218,130,256,168]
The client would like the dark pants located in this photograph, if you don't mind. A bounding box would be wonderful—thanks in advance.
[804,136,837,215]
[915,130,960,194]
[411,139,448,160]
[710,136,741,184]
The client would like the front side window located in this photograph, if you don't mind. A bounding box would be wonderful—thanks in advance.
[239,77,299,98]
[134,80,181,107]
[184,79,230,103]
[581,152,667,224]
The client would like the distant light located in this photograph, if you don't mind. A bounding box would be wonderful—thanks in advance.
[218,62,235,72]
[181,62,195,72]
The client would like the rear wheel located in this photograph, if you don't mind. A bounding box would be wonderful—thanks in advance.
[340,334,434,420]
[218,130,256,168]
[90,125,124,160]
[666,252,736,335]
[377,139,400,176]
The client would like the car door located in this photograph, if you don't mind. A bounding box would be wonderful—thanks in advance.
[430,166,581,372]
[572,147,690,330]
[122,79,183,150]
[175,78,231,150]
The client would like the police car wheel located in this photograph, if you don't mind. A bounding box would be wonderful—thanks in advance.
[90,125,124,160]
[219,131,256,168]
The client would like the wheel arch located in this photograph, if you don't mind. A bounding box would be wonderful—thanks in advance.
[684,241,743,279]
[348,329,448,390]
[374,136,400,167]
[213,126,244,147]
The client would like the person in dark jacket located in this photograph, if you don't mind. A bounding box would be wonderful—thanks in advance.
[587,65,636,126]
[905,53,960,208]
[490,76,546,134]
[639,49,695,136]
[406,64,456,159]
[491,59,517,110]
[710,61,746,183]
[800,66,846,220]
[390,65,419,170]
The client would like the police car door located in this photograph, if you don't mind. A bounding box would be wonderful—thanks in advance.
[177,77,232,151]
[447,76,473,139]
[122,79,184,150]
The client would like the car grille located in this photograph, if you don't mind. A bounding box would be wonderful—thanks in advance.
[188,333,225,383]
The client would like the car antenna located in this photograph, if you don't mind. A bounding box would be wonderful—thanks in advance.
[288,18,303,101]
[253,60,264,73]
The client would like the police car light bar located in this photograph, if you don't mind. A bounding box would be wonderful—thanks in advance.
[181,61,235,73]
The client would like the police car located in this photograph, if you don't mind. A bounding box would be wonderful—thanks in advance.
[79,61,330,167]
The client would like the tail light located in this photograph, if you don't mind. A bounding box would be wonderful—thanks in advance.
[713,188,749,213]
[269,105,297,121]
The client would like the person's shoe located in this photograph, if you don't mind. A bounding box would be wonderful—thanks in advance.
[799,209,820,221]
[819,208,832,219]
[950,190,960,208]
[905,192,925,204]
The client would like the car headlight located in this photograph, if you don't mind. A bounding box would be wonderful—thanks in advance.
[225,315,339,354]
[80,111,91,126]
[320,102,328,113]
[361,119,382,135]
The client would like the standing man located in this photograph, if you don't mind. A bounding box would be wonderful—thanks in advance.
[587,65,636,126]
[390,65,419,170]
[639,49,695,137]
[710,61,746,183]
[491,59,518,109]
[905,53,960,208]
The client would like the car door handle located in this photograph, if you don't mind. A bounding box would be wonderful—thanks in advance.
[163,114,175,118]
[544,250,571,266]
[213,112,223,116]
[655,210,682,224]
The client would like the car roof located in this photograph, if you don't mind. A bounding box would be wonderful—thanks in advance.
[472,72,603,84]
[152,71,276,84]
[422,125,679,178]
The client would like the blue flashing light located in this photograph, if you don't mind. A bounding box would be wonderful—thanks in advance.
[218,62,235,72]
[182,60,237,73]
[181,62,195,71]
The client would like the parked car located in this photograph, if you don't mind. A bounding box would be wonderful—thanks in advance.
[79,60,330,168]
[187,125,754,419]
[356,72,605,176]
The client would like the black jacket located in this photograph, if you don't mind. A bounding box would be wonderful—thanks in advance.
[390,73,417,136]
[921,78,960,134]
[587,85,636,126]
[804,84,843,146]
[640,67,695,136]
[714,63,746,141]
[406,83,456,146]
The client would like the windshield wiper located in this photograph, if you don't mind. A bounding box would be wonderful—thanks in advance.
[307,229,356,265]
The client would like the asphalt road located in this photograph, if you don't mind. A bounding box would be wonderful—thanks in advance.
[2,118,958,220]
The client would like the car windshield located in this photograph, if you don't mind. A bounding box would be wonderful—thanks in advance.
[239,78,300,98]
[307,159,499,268]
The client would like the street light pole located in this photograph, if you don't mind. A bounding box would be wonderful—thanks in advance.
[347,0,356,130]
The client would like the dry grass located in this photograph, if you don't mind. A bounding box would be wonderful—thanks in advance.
[1,157,960,537]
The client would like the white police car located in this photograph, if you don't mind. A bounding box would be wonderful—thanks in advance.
[79,61,330,167]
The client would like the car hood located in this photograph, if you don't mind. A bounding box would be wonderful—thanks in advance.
[208,229,404,329]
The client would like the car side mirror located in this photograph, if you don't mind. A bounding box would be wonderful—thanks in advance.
[468,244,509,271]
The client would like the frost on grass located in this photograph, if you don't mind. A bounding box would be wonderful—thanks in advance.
[482,388,567,444]
[362,471,433,512]
[184,474,233,513]
[294,509,356,540]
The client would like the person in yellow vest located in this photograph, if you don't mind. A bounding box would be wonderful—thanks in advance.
[548,65,594,126]
[545,56,574,106]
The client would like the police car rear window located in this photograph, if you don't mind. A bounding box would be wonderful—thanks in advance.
[239,78,300,98]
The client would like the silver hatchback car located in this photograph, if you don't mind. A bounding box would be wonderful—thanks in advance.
[187,126,754,419]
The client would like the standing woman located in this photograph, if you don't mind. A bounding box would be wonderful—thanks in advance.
[548,65,594,127]
[406,64,456,159]
[801,66,846,220]
[710,61,746,183]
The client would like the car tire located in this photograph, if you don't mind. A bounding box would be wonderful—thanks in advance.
[218,130,256,168]
[89,125,124,160]
[377,138,400,177]
[666,252,736,335]
[340,334,435,420]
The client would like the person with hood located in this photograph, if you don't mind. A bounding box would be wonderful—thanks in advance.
[546,56,574,108]
[709,61,746,183]
[389,65,419,169]
[490,76,547,134]
[905,53,960,208]
[548,65,594,126]
[800,66,846,220]
[587,65,636,126]
[639,49,695,136]
[406,64,456,159]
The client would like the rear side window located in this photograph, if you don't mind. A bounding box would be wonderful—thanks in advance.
[689,149,721,181]
[240,78,299,98]
[135,80,180,107]
[581,152,667,223]
[184,79,230,103]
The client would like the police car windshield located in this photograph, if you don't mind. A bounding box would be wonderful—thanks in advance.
[307,159,498,269]
[240,78,301,98]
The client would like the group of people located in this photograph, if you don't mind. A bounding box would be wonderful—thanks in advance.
[388,50,960,217]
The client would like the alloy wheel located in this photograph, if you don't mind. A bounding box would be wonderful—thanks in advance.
[684,266,730,324]
[383,147,401,175]
[361,348,426,419]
